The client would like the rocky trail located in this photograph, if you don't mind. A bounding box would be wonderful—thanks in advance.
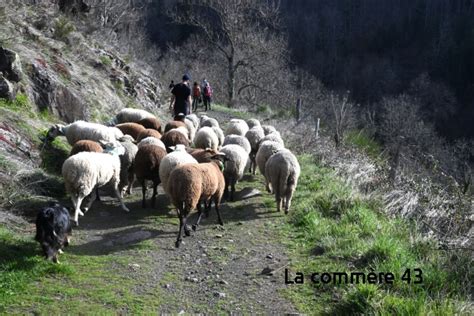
[46,175,297,314]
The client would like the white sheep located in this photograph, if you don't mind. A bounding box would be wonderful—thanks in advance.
[118,136,138,196]
[256,140,284,179]
[194,126,219,151]
[220,144,249,201]
[138,137,166,151]
[159,144,198,194]
[184,119,196,143]
[186,114,200,130]
[246,118,261,129]
[245,126,265,174]
[223,135,251,154]
[46,120,124,146]
[259,131,284,147]
[200,115,220,128]
[212,126,225,147]
[225,118,249,136]
[62,142,129,225]
[265,149,300,214]
[262,125,277,135]
[115,108,155,123]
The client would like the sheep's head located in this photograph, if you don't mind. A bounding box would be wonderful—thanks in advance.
[168,144,186,152]
[119,134,135,143]
[44,124,64,142]
[101,141,125,156]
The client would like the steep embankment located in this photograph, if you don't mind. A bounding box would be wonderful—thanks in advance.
[0,3,164,215]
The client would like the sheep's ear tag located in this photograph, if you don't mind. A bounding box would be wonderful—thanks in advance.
[219,161,225,172]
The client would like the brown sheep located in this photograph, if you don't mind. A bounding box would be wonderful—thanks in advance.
[137,117,162,133]
[134,144,167,208]
[115,123,146,140]
[161,129,190,153]
[70,140,103,156]
[168,154,227,247]
[187,148,219,163]
[136,129,162,142]
[164,120,187,133]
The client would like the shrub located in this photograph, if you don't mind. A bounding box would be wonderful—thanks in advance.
[53,17,75,42]
[99,55,112,67]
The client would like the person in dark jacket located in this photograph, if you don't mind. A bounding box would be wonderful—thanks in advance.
[169,74,192,116]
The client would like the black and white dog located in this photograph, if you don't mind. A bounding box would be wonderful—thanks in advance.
[35,202,72,263]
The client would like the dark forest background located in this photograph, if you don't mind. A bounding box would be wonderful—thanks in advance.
[145,0,474,140]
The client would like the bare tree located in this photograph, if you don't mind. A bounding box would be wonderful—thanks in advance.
[326,92,355,148]
[170,0,286,107]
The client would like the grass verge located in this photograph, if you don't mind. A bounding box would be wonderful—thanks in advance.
[211,103,254,120]
[276,155,472,315]
[346,129,382,160]
[0,225,164,314]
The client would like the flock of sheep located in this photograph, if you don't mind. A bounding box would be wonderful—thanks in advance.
[45,108,300,247]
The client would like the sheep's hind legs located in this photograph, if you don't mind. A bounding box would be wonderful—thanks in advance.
[72,195,86,226]
[114,186,130,212]
[83,188,97,213]
[192,204,204,231]
[214,196,224,226]
[151,181,159,208]
[140,180,147,208]
[183,216,191,236]
[175,213,184,248]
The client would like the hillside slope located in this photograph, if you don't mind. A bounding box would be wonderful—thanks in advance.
[0,2,166,214]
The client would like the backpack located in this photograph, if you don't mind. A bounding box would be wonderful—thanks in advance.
[204,85,212,97]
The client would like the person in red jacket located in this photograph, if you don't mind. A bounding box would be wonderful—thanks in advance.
[202,80,213,111]
[192,81,201,112]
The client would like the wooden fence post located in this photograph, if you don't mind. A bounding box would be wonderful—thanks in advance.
[315,118,320,139]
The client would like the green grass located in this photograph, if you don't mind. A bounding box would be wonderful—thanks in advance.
[0,94,30,113]
[99,55,112,67]
[38,129,71,175]
[346,129,382,159]
[212,103,253,120]
[277,155,472,315]
[0,154,14,171]
[38,108,54,122]
[0,225,165,314]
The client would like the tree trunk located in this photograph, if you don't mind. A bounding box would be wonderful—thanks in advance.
[295,98,301,123]
[227,56,235,107]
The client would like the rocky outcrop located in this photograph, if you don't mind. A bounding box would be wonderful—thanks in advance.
[1,2,163,124]
[0,47,22,82]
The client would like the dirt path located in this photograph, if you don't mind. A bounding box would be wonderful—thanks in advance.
[68,174,298,313]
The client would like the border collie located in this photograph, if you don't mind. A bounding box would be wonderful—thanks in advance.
[35,202,72,263]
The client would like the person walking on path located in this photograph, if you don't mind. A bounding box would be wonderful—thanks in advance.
[203,80,213,111]
[170,74,192,116]
[192,81,201,112]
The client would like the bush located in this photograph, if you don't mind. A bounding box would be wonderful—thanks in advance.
[53,17,75,42]
[99,55,112,67]
[256,104,270,114]
[346,130,382,159]
[39,130,71,175]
